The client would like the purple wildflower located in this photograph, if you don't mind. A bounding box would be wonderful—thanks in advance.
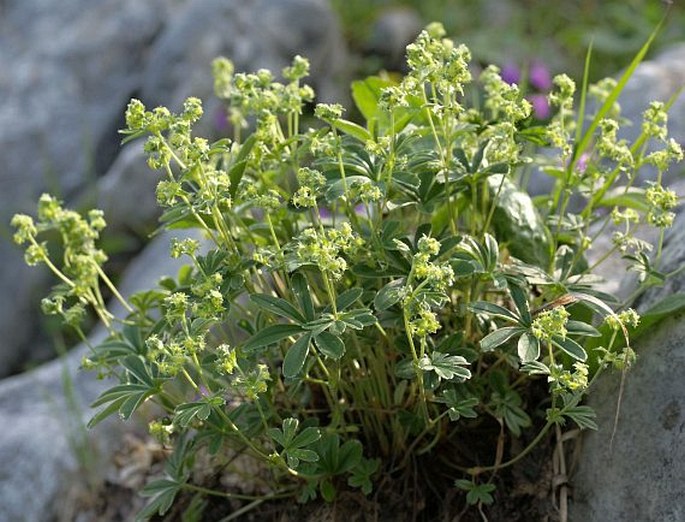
[529,61,552,91]
[576,153,590,174]
[527,94,551,120]
[214,106,229,133]
[501,62,521,85]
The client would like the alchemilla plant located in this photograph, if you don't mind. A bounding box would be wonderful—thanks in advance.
[13,23,683,520]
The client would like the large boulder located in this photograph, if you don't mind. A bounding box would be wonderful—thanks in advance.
[569,311,685,521]
[570,198,685,520]
[0,0,348,377]
[140,0,348,137]
[0,0,173,376]
[0,232,190,522]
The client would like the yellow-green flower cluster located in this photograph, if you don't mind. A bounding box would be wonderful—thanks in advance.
[409,306,441,337]
[190,273,225,318]
[145,334,187,377]
[170,237,201,259]
[12,194,108,298]
[295,223,364,280]
[531,306,570,342]
[481,66,532,122]
[646,183,678,228]
[597,119,634,171]
[549,362,589,392]
[345,178,383,204]
[242,185,283,212]
[292,167,326,208]
[215,344,238,375]
[413,236,454,291]
[605,308,640,331]
[234,364,270,400]
[642,101,668,141]
[646,138,683,173]
[405,23,472,99]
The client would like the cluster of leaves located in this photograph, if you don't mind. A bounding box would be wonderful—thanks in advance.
[13,22,683,520]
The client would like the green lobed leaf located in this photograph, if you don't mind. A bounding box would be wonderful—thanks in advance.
[314,331,345,360]
[563,405,598,430]
[552,335,587,361]
[282,334,312,378]
[243,324,305,352]
[351,76,392,122]
[291,272,315,320]
[468,301,521,323]
[136,478,183,521]
[566,320,601,337]
[517,333,540,363]
[374,278,406,311]
[228,134,256,198]
[335,288,364,312]
[419,352,471,381]
[332,119,372,142]
[480,326,526,352]
[250,294,306,323]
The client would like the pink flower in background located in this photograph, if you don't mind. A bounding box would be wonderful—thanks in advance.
[501,62,521,85]
[576,152,590,174]
[214,106,229,133]
[527,94,551,120]
[529,60,552,91]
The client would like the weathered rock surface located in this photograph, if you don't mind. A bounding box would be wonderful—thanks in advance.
[368,7,423,70]
[0,0,348,377]
[569,310,685,522]
[0,232,189,522]
[571,182,685,520]
[0,0,172,376]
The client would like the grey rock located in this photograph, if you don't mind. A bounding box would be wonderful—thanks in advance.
[570,179,685,521]
[569,310,685,522]
[93,142,161,236]
[368,8,423,69]
[0,0,173,377]
[141,0,348,133]
[0,232,191,522]
[0,0,348,376]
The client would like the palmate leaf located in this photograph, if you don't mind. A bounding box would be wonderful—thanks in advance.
[334,287,364,312]
[517,333,540,363]
[243,324,305,352]
[487,174,551,267]
[419,352,471,381]
[480,326,526,352]
[250,294,306,323]
[315,433,363,475]
[173,396,225,428]
[88,383,157,428]
[348,458,380,495]
[314,331,345,360]
[552,335,587,362]
[135,478,183,521]
[268,417,321,468]
[282,334,311,378]
[435,388,479,421]
[468,301,521,324]
[491,389,531,437]
[332,119,372,143]
[563,405,598,431]
[455,480,497,506]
